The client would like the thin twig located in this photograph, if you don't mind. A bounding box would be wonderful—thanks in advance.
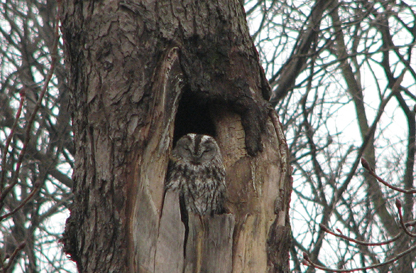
[0,18,59,205]
[2,241,26,273]
[395,199,416,237]
[0,90,26,192]
[0,181,40,221]
[319,223,403,246]
[303,244,416,272]
[361,158,416,194]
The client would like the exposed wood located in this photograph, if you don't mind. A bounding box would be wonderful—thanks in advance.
[130,46,184,273]
[212,108,291,273]
[184,213,235,273]
[155,191,185,272]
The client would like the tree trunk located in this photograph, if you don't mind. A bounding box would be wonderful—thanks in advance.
[60,0,291,272]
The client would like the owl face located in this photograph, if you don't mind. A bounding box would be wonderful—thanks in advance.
[167,133,226,215]
[173,134,220,165]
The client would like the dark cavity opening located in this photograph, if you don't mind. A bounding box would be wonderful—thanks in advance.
[173,87,216,143]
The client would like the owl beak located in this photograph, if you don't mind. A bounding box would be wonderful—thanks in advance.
[191,155,202,165]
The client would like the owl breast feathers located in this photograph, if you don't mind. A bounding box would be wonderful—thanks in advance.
[166,134,226,215]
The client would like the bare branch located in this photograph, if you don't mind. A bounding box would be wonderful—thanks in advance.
[303,244,416,272]
[362,158,416,194]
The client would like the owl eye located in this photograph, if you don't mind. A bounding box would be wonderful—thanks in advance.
[182,146,191,152]
[202,148,211,153]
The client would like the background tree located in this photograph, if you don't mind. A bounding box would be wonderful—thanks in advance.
[0,0,74,272]
[245,0,416,272]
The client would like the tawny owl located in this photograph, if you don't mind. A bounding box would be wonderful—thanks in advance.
[166,133,226,216]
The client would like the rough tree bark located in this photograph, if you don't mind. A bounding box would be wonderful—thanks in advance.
[60,0,291,272]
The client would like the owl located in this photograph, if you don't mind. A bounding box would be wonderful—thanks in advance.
[166,133,226,216]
